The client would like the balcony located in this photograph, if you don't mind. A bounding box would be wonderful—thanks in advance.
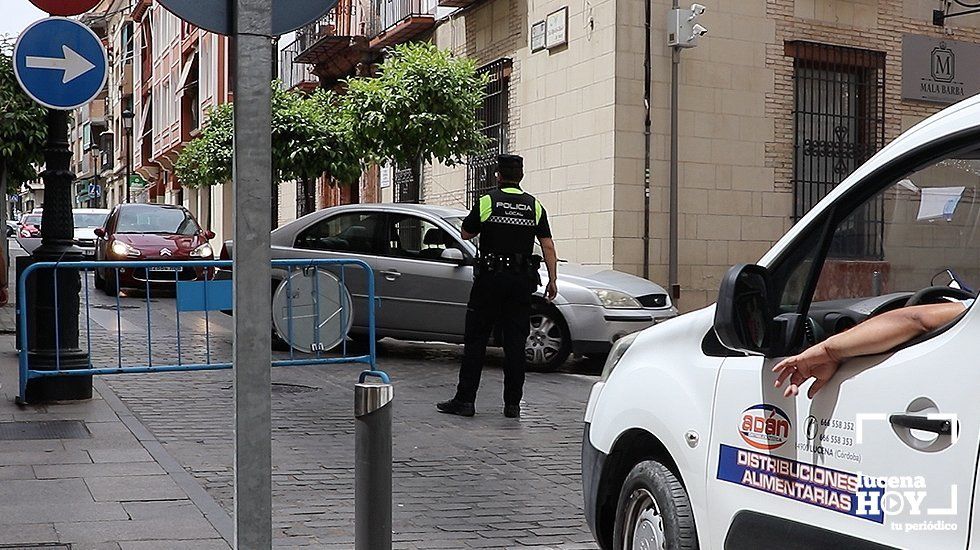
[280,40,320,92]
[367,0,436,50]
[293,1,372,84]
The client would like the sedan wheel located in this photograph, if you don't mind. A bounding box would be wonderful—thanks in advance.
[525,306,570,372]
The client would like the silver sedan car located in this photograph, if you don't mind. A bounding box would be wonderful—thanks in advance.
[227,203,677,370]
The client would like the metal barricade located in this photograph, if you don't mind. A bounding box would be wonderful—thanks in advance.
[17,258,385,402]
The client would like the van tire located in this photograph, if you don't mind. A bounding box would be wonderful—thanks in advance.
[612,460,698,550]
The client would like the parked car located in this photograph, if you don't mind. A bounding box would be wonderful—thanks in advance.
[73,208,110,257]
[94,203,215,295]
[15,213,42,253]
[221,203,677,370]
[5,218,18,238]
[583,94,980,549]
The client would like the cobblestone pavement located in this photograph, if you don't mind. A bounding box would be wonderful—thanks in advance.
[67,273,604,549]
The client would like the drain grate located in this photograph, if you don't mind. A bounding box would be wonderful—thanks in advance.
[0,421,90,441]
[0,545,71,549]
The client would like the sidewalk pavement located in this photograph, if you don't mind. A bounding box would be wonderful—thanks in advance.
[0,332,232,549]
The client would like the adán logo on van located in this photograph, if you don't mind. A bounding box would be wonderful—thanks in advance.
[739,404,791,451]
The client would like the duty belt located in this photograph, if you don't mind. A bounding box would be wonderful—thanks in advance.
[477,253,531,273]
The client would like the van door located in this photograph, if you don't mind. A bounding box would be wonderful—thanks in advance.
[708,154,980,549]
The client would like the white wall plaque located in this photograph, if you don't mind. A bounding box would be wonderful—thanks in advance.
[546,7,567,49]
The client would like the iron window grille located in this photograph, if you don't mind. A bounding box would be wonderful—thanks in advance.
[296,178,317,218]
[466,58,512,208]
[393,165,418,204]
[788,41,886,260]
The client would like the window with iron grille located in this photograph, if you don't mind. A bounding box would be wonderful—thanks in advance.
[788,41,886,260]
[466,58,512,208]
[296,178,317,218]
[393,166,417,204]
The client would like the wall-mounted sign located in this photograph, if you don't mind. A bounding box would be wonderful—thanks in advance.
[531,21,546,52]
[379,163,392,189]
[902,34,980,105]
[546,7,568,49]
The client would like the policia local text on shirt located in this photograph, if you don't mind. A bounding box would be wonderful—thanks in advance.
[437,154,559,419]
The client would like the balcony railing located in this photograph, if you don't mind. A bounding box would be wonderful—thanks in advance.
[366,0,434,44]
[295,0,361,50]
[279,40,318,91]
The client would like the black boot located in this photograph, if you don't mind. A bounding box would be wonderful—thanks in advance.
[437,399,475,417]
[504,404,521,418]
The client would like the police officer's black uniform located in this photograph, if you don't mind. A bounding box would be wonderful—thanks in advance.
[437,156,551,418]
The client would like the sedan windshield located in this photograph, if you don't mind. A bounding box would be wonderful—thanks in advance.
[116,206,200,235]
[74,213,108,229]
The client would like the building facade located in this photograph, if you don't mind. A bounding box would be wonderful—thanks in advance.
[129,0,233,243]
[411,0,980,311]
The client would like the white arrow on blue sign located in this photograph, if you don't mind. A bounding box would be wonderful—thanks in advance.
[13,17,108,110]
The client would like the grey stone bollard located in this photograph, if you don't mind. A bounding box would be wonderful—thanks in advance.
[354,382,393,550]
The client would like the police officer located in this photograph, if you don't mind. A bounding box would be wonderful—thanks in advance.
[437,154,558,418]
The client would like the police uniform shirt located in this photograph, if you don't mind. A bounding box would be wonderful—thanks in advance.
[462,187,551,256]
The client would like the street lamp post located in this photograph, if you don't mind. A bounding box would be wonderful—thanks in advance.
[24,109,90,402]
[122,109,135,203]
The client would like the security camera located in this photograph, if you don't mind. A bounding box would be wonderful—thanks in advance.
[692,23,708,37]
[690,3,706,16]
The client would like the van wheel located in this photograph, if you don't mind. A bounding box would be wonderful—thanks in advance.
[613,460,698,550]
[526,304,570,372]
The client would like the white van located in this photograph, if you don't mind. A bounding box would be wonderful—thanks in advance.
[583,95,980,549]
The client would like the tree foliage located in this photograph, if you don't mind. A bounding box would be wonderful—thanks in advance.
[175,84,362,188]
[343,42,489,171]
[0,36,48,192]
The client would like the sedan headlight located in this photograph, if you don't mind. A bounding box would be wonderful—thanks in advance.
[593,288,642,309]
[601,332,638,381]
[109,240,141,258]
[190,243,214,258]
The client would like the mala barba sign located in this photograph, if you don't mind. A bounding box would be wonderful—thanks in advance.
[902,34,980,105]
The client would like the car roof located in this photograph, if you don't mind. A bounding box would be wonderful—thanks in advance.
[74,208,110,214]
[116,203,187,211]
[322,202,469,218]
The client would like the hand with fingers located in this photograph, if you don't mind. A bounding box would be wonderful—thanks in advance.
[773,343,842,398]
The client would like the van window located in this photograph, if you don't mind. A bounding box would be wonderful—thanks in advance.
[782,155,980,339]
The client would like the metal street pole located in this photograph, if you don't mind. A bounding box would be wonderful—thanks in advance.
[26,109,91,402]
[126,128,131,203]
[668,0,680,302]
[232,0,273,547]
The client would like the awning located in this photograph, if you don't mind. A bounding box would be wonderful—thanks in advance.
[138,97,152,138]
[176,51,199,95]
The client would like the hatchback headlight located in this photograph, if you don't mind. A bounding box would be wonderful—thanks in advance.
[593,288,642,309]
[601,332,638,381]
[190,243,214,258]
[110,240,141,258]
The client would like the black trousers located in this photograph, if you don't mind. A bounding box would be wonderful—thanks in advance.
[454,272,531,406]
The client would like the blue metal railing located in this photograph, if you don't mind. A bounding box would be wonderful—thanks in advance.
[17,258,384,402]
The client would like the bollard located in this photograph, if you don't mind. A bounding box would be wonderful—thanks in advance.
[354,381,393,550]
[872,270,883,297]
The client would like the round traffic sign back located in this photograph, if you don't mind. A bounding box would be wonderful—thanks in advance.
[29,0,102,16]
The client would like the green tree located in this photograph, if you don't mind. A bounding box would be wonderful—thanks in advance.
[343,42,489,201]
[0,37,47,196]
[174,84,362,189]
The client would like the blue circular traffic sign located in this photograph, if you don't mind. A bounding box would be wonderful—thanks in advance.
[13,17,108,110]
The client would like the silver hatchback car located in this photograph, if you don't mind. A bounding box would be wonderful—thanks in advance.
[227,203,677,370]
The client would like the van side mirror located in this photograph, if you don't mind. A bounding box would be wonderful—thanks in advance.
[94,227,105,238]
[714,264,776,355]
[714,263,805,357]
[440,248,465,264]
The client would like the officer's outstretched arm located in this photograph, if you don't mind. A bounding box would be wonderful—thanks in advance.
[539,237,559,301]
